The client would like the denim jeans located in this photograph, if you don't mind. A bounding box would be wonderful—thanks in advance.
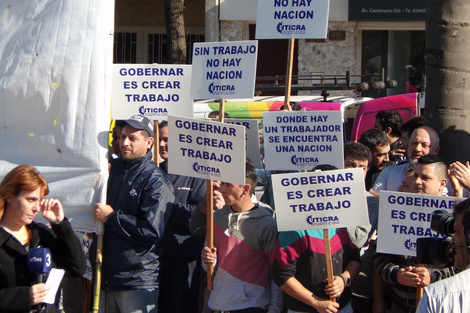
[104,289,159,313]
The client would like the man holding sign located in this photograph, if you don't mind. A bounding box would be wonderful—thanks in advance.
[157,121,207,313]
[270,166,363,313]
[191,159,283,313]
[93,114,175,313]
[374,156,458,313]
[271,214,360,313]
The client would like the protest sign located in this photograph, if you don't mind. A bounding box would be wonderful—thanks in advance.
[112,64,192,119]
[377,191,460,257]
[191,41,258,99]
[167,116,246,184]
[262,111,343,171]
[224,119,262,168]
[255,0,330,39]
[75,230,93,280]
[271,168,369,231]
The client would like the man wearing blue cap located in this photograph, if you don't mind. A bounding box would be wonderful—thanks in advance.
[93,114,175,313]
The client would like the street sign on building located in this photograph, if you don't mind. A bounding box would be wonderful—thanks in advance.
[348,0,426,21]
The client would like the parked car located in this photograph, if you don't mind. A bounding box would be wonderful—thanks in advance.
[194,93,422,142]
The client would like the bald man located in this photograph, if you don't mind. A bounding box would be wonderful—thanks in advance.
[370,126,440,198]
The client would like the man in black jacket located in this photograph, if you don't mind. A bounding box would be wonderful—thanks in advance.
[157,120,206,313]
[93,114,175,313]
[373,156,457,313]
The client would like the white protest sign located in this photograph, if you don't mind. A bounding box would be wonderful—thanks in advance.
[112,64,192,120]
[191,41,258,99]
[75,230,93,281]
[377,191,460,257]
[255,0,330,39]
[168,116,246,184]
[224,119,262,168]
[271,168,369,231]
[262,111,343,171]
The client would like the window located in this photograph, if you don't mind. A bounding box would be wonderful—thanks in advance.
[114,28,205,64]
[114,32,138,64]
[360,29,425,97]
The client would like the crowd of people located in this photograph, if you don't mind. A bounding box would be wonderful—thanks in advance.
[1,110,469,313]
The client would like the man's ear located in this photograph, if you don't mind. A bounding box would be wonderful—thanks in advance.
[385,126,393,136]
[243,184,251,196]
[440,179,448,192]
[146,136,154,149]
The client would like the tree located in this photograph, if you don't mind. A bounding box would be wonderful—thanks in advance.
[425,0,470,164]
[164,0,186,64]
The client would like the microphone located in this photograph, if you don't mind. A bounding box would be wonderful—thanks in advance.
[27,247,52,284]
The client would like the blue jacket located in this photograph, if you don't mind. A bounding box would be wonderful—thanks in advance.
[103,151,175,291]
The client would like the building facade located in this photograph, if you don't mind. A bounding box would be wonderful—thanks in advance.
[114,0,425,97]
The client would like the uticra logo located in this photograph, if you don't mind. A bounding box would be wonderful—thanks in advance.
[306,215,340,226]
[290,155,319,166]
[192,162,221,175]
[139,106,168,116]
[276,22,306,34]
[208,82,235,95]
[404,238,417,252]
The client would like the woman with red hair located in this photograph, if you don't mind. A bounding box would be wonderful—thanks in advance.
[0,165,85,313]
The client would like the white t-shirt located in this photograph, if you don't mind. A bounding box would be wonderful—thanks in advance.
[372,163,410,193]
[417,266,470,313]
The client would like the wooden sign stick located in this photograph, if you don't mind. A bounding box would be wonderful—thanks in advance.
[206,179,214,290]
[323,229,336,302]
[92,234,103,312]
[206,99,226,290]
[284,38,295,111]
[153,121,160,165]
